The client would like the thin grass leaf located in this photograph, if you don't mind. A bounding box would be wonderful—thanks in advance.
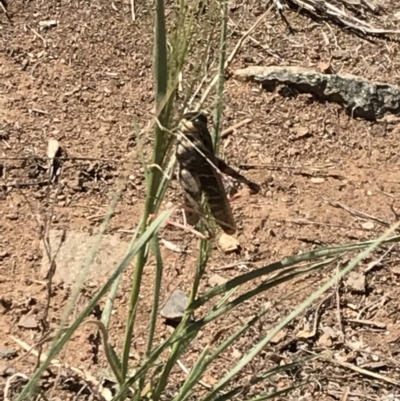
[193,235,400,308]
[121,0,171,379]
[147,236,164,354]
[60,180,123,332]
[111,229,399,399]
[15,180,123,400]
[214,287,238,309]
[174,304,272,401]
[135,236,164,399]
[152,330,198,400]
[201,223,400,401]
[152,236,211,400]
[219,355,318,400]
[175,273,323,401]
[178,257,339,344]
[173,344,212,401]
[212,0,228,151]
[83,320,124,386]
[101,221,141,329]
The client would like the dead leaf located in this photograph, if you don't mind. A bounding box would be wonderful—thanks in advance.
[231,348,242,359]
[47,138,60,159]
[297,323,314,339]
[310,177,325,184]
[361,221,375,230]
[208,274,228,286]
[318,332,332,347]
[296,329,314,339]
[322,326,338,339]
[18,315,38,329]
[392,265,400,275]
[218,233,240,253]
[161,239,182,253]
[270,329,287,344]
[203,375,218,386]
[294,126,309,138]
[318,61,332,73]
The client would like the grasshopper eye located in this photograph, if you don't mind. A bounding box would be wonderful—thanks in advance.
[194,114,207,126]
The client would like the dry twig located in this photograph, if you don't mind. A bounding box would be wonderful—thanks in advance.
[282,0,399,37]
[328,357,400,386]
[221,118,253,138]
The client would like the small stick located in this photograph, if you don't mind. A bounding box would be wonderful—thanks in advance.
[28,25,47,47]
[176,359,212,390]
[356,292,391,320]
[10,334,115,398]
[328,358,400,386]
[149,212,209,240]
[335,263,344,338]
[1,180,49,188]
[221,118,252,138]
[30,108,48,115]
[327,200,390,227]
[212,261,251,271]
[346,318,386,329]
[0,155,121,163]
[363,245,394,274]
[340,387,350,401]
[239,163,337,171]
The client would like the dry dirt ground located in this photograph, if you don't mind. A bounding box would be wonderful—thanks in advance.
[2,0,400,400]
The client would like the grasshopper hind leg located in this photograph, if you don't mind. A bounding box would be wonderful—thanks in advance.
[179,168,202,227]
[183,193,200,226]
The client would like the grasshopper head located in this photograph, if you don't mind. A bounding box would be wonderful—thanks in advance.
[179,112,208,136]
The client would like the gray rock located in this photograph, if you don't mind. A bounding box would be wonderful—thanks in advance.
[0,349,17,359]
[160,290,188,321]
[41,230,129,285]
[234,66,400,120]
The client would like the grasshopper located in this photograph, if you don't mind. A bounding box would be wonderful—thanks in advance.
[176,111,260,235]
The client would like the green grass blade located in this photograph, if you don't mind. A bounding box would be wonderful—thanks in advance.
[193,235,400,309]
[173,345,212,401]
[147,236,164,354]
[135,235,164,399]
[110,229,396,400]
[121,0,171,378]
[179,258,339,343]
[101,222,141,329]
[212,0,228,151]
[112,258,333,400]
[217,355,317,400]
[201,223,400,401]
[152,237,211,399]
[174,303,272,401]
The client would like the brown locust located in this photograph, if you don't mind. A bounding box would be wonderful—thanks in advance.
[176,111,260,235]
